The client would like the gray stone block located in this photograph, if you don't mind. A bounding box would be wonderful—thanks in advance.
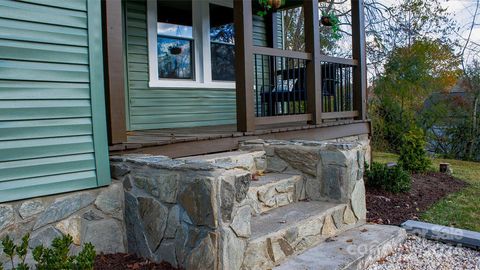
[0,205,14,231]
[19,200,44,219]
[138,197,168,251]
[83,219,125,253]
[29,226,62,248]
[95,182,124,219]
[402,220,480,249]
[34,193,95,230]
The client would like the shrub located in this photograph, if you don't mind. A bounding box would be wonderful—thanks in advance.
[33,235,96,270]
[398,128,432,173]
[1,234,29,270]
[1,234,95,270]
[365,162,412,193]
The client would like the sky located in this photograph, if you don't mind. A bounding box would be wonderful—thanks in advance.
[443,0,480,61]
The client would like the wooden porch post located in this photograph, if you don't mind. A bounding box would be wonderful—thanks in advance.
[352,0,367,120]
[234,0,255,132]
[104,0,127,144]
[303,0,322,124]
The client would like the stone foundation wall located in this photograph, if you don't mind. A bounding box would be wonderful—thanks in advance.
[0,181,127,267]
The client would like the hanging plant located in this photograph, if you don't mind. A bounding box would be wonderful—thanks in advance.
[169,46,182,55]
[321,11,342,41]
[257,0,286,17]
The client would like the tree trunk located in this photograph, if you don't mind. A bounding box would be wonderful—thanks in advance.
[468,95,479,159]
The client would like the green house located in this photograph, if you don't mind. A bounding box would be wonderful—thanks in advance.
[0,0,110,202]
[0,0,368,202]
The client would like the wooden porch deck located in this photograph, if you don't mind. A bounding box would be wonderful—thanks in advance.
[109,120,370,158]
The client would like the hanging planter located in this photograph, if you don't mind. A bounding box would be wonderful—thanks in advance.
[320,11,342,41]
[256,0,286,17]
[169,46,182,55]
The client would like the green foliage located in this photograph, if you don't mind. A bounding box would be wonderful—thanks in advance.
[398,128,432,173]
[33,235,95,270]
[1,234,95,270]
[320,11,342,41]
[1,234,30,270]
[257,0,272,17]
[365,162,412,193]
[370,39,460,151]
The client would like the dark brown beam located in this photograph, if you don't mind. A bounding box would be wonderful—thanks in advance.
[104,0,127,144]
[255,114,312,126]
[352,0,367,120]
[303,0,322,124]
[319,55,358,66]
[322,110,359,119]
[252,46,311,60]
[234,0,255,132]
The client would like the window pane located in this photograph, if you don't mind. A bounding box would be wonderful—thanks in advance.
[157,37,193,79]
[210,4,235,81]
[157,0,193,80]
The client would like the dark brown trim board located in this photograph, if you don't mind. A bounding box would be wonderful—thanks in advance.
[352,0,368,120]
[303,0,322,124]
[234,0,256,132]
[103,0,127,144]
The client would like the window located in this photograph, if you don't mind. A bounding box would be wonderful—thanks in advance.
[147,0,235,88]
[156,1,193,79]
[210,4,235,81]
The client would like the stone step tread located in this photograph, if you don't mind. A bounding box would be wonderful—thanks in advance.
[180,150,264,162]
[250,201,343,240]
[250,173,302,188]
[273,224,407,270]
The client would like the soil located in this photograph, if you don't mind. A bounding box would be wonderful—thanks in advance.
[94,253,183,270]
[366,172,468,225]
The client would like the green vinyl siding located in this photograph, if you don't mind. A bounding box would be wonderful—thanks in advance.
[0,0,110,202]
[124,0,270,131]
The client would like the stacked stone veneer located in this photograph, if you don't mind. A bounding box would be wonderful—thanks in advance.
[111,135,370,270]
[110,155,254,270]
[241,137,369,206]
[0,182,127,266]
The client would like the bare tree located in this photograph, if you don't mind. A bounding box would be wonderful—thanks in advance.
[458,0,480,159]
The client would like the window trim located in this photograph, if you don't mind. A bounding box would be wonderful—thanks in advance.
[147,0,235,89]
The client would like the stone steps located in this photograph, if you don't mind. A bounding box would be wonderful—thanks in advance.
[247,173,305,214]
[241,201,360,270]
[273,224,407,270]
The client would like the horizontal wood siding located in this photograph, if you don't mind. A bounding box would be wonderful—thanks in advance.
[0,0,110,202]
[124,0,270,130]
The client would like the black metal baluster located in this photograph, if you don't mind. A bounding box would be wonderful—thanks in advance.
[292,58,296,114]
[254,54,258,117]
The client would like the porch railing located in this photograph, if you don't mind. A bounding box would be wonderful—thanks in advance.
[320,56,359,120]
[234,0,366,132]
[253,47,311,125]
[252,47,360,124]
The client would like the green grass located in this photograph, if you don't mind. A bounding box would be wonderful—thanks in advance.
[372,152,480,232]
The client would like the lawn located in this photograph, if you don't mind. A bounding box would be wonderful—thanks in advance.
[372,152,480,232]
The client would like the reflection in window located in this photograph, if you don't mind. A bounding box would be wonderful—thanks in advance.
[210,4,235,81]
[157,1,193,79]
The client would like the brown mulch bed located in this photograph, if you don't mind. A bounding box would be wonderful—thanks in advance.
[366,172,468,225]
[94,253,183,270]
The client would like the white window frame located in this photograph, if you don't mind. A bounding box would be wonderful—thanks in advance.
[147,0,235,89]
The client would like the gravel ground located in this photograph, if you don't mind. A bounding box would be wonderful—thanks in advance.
[368,234,480,270]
